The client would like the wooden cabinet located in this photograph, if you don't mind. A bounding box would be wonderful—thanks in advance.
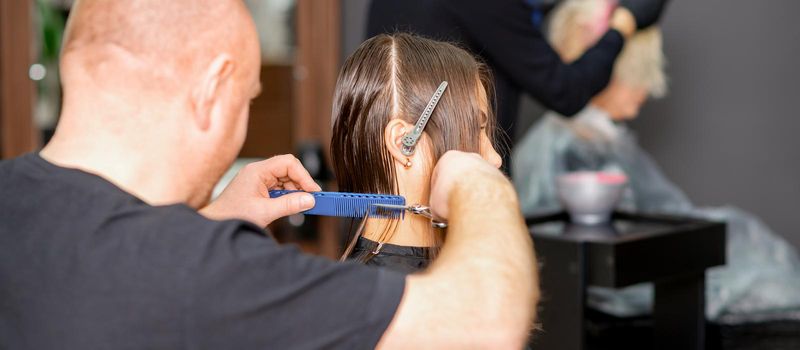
[293,0,340,156]
[239,65,295,158]
[0,0,38,158]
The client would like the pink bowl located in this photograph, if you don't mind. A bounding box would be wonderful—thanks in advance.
[557,171,628,225]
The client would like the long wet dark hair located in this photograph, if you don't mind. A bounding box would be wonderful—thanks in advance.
[330,33,498,259]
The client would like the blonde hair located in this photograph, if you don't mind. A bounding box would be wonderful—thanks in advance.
[548,0,667,97]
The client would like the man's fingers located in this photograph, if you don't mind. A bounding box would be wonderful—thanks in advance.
[285,162,322,192]
[262,192,316,223]
[429,151,495,220]
[249,155,321,192]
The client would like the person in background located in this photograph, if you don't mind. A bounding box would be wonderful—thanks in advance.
[367,0,669,149]
[0,0,538,348]
[513,0,800,325]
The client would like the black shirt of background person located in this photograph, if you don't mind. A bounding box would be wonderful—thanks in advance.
[0,154,404,349]
[367,0,624,144]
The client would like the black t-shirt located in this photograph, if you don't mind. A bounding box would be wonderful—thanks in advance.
[0,154,405,349]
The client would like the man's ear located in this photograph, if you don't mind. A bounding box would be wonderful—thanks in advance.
[384,118,413,165]
[191,54,235,131]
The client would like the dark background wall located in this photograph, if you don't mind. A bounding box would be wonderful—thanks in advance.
[341,0,800,248]
[341,0,370,64]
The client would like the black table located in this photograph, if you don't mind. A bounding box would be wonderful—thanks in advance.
[527,212,726,350]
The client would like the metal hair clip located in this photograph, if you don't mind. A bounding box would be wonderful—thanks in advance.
[401,81,449,156]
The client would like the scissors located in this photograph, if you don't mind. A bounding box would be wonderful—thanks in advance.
[371,203,448,229]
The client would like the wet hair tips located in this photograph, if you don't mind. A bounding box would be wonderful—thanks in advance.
[330,33,497,252]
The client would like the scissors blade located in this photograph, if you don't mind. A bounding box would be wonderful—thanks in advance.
[372,203,448,228]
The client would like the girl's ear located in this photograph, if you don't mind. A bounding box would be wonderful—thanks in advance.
[384,118,414,166]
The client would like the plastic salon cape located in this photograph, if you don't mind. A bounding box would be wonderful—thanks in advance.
[512,106,800,324]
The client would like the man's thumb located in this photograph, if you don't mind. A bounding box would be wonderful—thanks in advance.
[264,192,315,220]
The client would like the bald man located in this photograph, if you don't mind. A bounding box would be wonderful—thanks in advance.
[0,1,538,349]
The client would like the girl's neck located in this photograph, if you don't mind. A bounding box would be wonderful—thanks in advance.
[362,214,443,247]
[360,163,441,246]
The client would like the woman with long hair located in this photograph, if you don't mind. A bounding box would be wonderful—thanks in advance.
[330,33,503,272]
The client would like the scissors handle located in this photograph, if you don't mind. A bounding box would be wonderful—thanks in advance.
[406,205,448,228]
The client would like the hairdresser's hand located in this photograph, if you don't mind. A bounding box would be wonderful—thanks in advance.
[620,0,670,29]
[429,151,513,220]
[200,155,322,227]
[610,7,636,39]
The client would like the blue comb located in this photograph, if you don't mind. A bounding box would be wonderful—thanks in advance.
[268,190,406,219]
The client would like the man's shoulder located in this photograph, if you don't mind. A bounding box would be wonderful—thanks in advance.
[0,153,266,246]
[0,153,39,181]
[0,153,270,270]
[113,201,250,235]
[98,202,269,266]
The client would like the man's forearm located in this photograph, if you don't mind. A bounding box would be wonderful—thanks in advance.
[377,153,539,349]
[427,176,539,344]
